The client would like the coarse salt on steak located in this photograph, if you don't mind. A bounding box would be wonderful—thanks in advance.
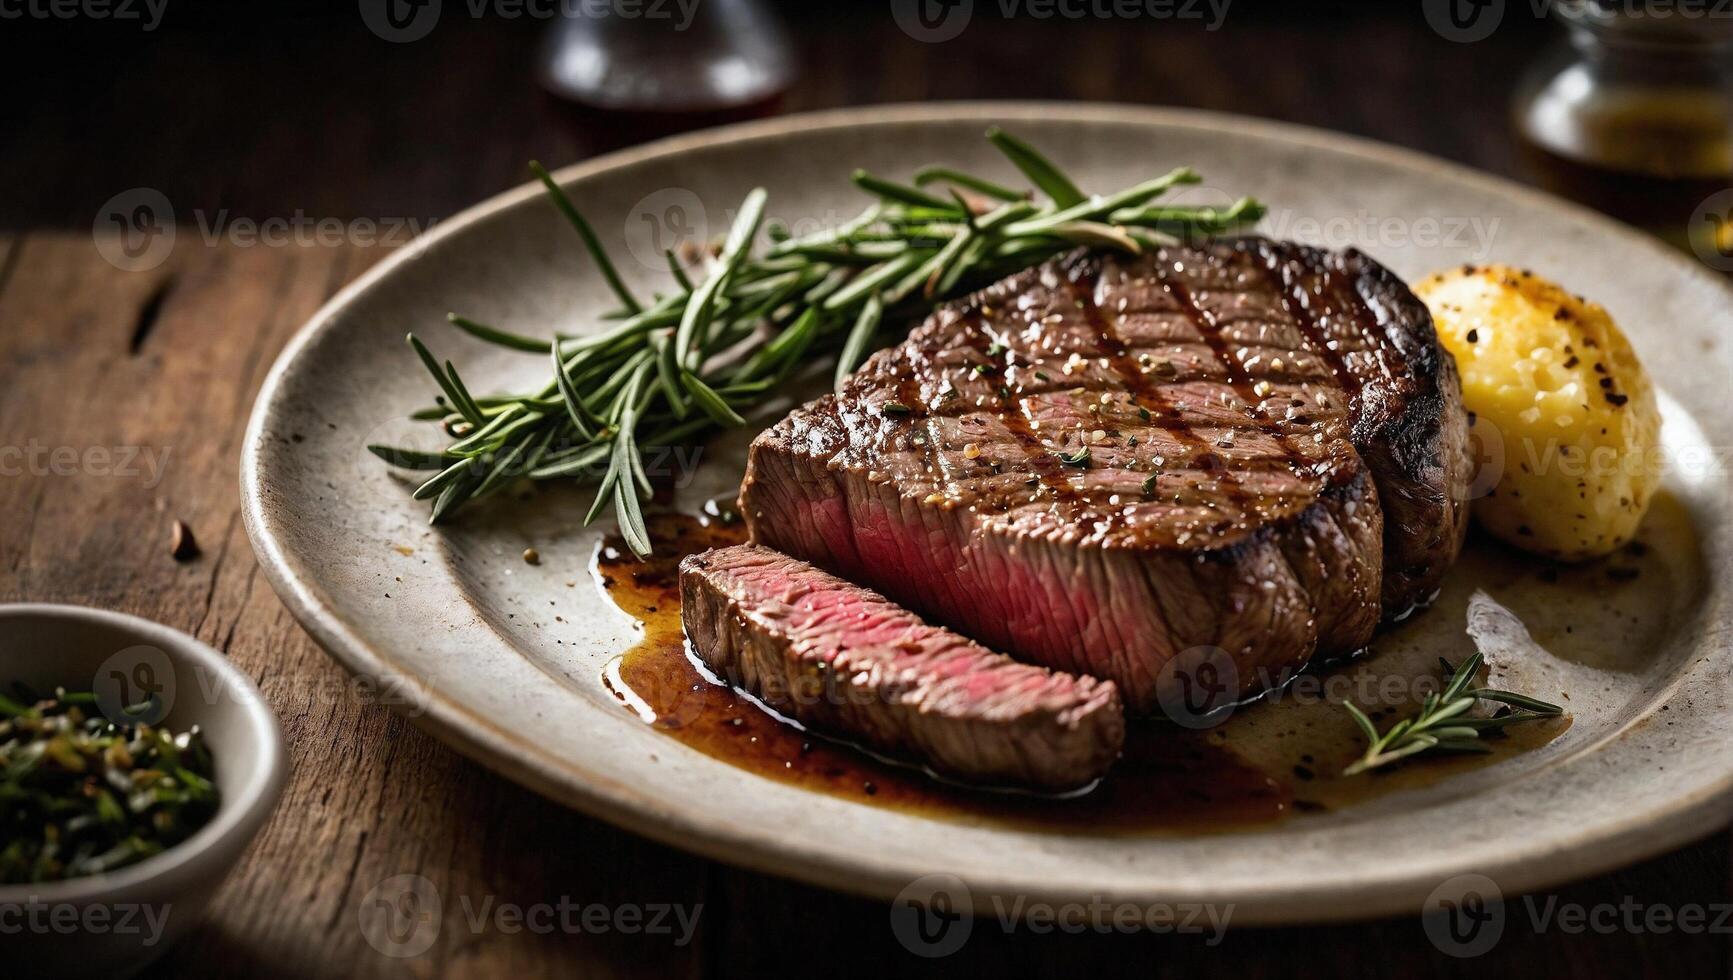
[740,240,1470,714]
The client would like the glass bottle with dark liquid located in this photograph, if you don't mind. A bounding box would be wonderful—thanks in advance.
[1513,3,1733,272]
[536,0,796,150]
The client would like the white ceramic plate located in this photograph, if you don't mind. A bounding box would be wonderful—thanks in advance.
[241,104,1733,923]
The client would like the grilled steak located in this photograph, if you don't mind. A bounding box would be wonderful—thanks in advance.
[741,239,1470,714]
[680,544,1125,790]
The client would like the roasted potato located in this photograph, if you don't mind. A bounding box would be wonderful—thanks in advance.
[1415,265,1660,560]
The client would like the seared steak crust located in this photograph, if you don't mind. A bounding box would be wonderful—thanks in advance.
[680,544,1125,790]
[741,240,1468,713]
[1316,245,1472,616]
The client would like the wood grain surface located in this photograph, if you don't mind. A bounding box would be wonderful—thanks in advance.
[0,5,1726,977]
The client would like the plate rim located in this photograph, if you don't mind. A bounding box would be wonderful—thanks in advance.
[240,101,1733,923]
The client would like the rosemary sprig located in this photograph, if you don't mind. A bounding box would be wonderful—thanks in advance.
[1341,653,1564,776]
[371,130,1266,557]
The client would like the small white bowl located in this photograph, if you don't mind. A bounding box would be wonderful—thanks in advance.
[0,604,286,978]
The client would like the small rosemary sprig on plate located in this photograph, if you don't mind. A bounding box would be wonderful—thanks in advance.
[1341,652,1564,777]
[370,128,1265,556]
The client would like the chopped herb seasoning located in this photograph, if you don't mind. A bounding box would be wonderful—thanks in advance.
[0,688,220,884]
[1058,446,1091,467]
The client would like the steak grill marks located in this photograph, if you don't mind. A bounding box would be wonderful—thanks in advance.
[741,239,1468,713]
[859,251,1367,536]
[1249,240,1415,420]
[960,310,1096,513]
[1140,257,1316,481]
[899,254,1349,538]
[1063,264,1252,509]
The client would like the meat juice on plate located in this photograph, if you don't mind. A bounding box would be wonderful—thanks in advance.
[593,500,1704,831]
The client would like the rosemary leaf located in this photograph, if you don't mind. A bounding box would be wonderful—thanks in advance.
[835,295,885,391]
[447,313,551,353]
[682,370,746,428]
[851,169,957,211]
[1341,653,1564,776]
[986,126,1086,208]
[379,130,1267,556]
[912,166,1027,202]
[530,160,643,315]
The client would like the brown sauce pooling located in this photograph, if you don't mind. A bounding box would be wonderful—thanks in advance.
[599,512,1286,831]
[599,512,1586,833]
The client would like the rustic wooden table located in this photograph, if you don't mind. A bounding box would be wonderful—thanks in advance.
[1,6,1726,977]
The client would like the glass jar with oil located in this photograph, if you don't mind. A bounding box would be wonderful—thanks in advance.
[1514,1,1733,269]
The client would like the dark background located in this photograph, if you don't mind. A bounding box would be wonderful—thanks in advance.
[3,1,1728,978]
[1,0,1548,230]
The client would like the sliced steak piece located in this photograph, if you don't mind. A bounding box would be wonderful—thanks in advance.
[741,240,1469,714]
[679,544,1125,791]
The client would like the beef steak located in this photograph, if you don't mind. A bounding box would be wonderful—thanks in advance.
[680,544,1125,790]
[740,239,1470,714]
